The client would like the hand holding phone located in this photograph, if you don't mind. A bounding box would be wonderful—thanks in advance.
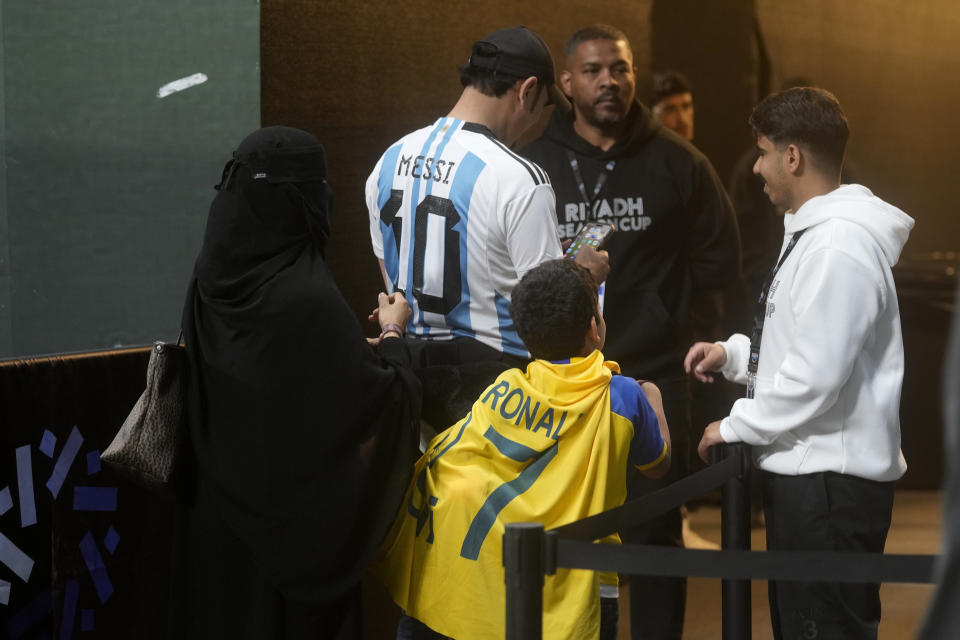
[564,221,613,284]
[564,221,616,258]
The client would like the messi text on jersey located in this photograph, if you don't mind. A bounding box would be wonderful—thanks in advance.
[396,154,457,184]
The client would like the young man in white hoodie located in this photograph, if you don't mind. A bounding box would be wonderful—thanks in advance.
[684,87,914,640]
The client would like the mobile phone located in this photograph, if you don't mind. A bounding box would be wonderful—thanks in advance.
[564,221,616,258]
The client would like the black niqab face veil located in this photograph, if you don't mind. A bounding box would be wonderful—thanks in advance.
[177,127,420,616]
[197,126,334,302]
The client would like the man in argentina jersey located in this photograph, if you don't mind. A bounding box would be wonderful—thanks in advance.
[366,27,610,410]
[367,115,557,356]
[373,260,670,640]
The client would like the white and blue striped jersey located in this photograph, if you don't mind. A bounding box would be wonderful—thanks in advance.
[366,118,562,356]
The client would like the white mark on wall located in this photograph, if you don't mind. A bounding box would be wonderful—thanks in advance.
[156,73,208,99]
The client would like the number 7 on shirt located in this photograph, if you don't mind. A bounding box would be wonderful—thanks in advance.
[459,426,558,560]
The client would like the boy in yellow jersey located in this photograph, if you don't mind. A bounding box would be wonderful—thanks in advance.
[373,259,671,640]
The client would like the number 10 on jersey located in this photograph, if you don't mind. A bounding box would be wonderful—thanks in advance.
[381,192,463,316]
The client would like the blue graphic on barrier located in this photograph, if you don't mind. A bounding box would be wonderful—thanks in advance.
[1,426,120,627]
[78,531,113,604]
[72,487,117,512]
[0,486,12,517]
[38,431,56,458]
[46,427,83,499]
[7,587,53,639]
[81,608,94,632]
[59,579,78,640]
[16,446,37,528]
[104,526,120,555]
[0,530,34,581]
[86,450,101,475]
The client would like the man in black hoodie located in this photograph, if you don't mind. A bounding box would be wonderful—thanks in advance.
[522,24,740,640]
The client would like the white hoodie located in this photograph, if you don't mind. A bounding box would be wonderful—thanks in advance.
[718,184,914,480]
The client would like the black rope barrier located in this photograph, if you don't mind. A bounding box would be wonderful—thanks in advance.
[549,449,743,542]
[504,443,939,640]
[552,540,937,584]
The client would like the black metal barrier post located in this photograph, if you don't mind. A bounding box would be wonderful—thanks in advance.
[713,442,752,640]
[504,523,546,640]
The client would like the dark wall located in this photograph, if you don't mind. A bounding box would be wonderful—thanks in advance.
[650,0,759,185]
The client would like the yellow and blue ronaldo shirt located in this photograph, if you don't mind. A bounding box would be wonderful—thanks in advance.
[372,350,666,640]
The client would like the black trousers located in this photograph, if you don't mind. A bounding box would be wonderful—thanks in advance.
[406,336,527,429]
[622,373,690,640]
[762,470,895,640]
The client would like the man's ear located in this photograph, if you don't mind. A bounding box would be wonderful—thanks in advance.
[560,69,572,97]
[785,143,804,176]
[517,76,540,112]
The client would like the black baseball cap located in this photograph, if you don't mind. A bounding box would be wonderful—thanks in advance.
[466,26,569,111]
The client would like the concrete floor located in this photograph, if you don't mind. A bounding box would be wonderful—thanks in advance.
[619,490,943,639]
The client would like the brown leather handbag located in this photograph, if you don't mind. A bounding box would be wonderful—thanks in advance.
[101,340,185,494]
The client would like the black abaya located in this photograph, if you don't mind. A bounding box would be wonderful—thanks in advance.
[169,127,420,638]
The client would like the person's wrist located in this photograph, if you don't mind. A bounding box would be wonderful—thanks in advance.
[712,342,728,366]
[378,322,404,341]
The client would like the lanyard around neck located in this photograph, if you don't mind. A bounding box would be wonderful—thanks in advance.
[566,150,615,220]
[746,228,807,399]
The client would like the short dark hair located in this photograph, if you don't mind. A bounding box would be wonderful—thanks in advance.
[564,24,631,58]
[749,87,849,178]
[458,64,518,97]
[652,70,693,104]
[510,259,598,360]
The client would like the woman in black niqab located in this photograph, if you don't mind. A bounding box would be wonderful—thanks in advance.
[170,127,420,639]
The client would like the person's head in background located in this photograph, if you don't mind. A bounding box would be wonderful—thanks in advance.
[511,259,605,360]
[561,24,637,147]
[651,70,694,141]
